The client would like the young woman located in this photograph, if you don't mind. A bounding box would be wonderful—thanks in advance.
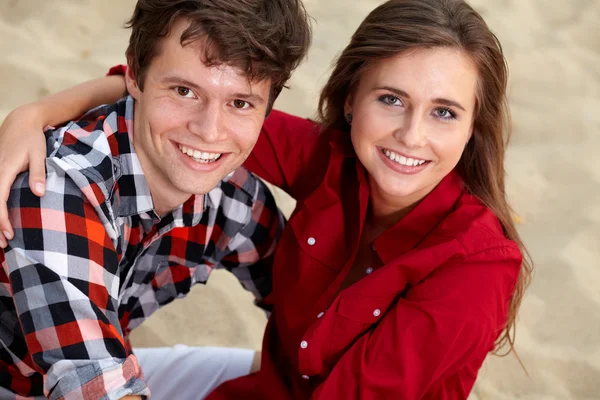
[0,0,531,398]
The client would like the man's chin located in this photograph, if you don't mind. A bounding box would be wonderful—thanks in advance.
[174,177,226,197]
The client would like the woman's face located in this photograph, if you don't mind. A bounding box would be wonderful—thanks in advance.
[346,47,478,210]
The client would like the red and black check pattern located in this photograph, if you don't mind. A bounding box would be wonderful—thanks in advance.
[0,97,283,399]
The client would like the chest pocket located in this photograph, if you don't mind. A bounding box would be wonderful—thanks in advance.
[320,292,399,374]
[288,195,355,273]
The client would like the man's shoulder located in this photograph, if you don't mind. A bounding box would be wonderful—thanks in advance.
[40,98,133,208]
[222,167,277,203]
[7,100,133,230]
[209,167,279,224]
[47,97,129,163]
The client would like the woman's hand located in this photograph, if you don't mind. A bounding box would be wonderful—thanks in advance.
[0,74,127,248]
[0,105,48,248]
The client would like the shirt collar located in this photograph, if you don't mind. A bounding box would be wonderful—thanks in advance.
[372,170,465,264]
[327,127,465,257]
[327,127,465,262]
[110,96,207,226]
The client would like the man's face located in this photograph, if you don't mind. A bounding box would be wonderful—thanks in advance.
[126,18,271,212]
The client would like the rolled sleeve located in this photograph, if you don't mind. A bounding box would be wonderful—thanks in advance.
[47,355,148,400]
[4,173,149,399]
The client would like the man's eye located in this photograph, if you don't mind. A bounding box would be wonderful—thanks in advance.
[176,87,194,98]
[232,100,251,109]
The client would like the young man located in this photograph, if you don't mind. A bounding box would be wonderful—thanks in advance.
[0,1,311,399]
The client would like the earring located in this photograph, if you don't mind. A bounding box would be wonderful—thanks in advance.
[345,113,353,124]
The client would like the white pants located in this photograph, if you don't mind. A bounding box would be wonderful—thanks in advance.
[134,345,255,399]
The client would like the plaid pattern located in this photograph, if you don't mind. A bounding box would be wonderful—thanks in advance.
[0,96,283,399]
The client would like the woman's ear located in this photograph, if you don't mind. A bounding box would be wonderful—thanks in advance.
[344,93,354,117]
[125,61,142,100]
[466,120,475,143]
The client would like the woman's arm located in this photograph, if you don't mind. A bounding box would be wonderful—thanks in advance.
[0,75,126,245]
[0,62,325,243]
[244,109,324,199]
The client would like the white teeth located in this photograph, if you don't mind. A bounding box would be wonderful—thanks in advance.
[382,149,427,167]
[178,145,222,163]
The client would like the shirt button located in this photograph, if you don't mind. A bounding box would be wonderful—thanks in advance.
[373,309,381,317]
[300,340,308,349]
[307,237,316,246]
[317,311,325,318]
[366,267,373,275]
[302,375,310,380]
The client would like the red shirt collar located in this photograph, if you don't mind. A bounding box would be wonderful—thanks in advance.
[373,170,465,264]
[328,127,466,264]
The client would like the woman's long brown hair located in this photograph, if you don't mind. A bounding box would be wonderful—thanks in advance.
[318,0,533,357]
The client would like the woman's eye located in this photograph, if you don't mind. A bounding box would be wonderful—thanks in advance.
[176,87,194,98]
[231,100,251,110]
[434,107,457,120]
[379,95,402,106]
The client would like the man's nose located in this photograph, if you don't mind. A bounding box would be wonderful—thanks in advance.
[187,103,227,143]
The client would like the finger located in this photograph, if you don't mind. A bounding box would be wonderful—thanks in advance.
[0,177,14,245]
[0,208,9,248]
[28,152,47,197]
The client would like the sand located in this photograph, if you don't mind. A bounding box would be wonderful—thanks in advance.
[1,0,599,398]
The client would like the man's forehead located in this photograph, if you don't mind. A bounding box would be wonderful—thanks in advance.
[152,20,271,88]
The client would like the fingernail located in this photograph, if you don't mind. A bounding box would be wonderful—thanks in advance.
[35,183,45,195]
[3,231,12,240]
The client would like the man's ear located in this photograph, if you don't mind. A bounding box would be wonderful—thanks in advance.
[125,62,142,100]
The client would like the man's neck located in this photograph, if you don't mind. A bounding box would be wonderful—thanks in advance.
[146,180,192,217]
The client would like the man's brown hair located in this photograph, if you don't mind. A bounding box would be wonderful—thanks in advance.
[125,0,312,112]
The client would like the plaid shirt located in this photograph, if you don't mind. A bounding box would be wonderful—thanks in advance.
[0,96,283,399]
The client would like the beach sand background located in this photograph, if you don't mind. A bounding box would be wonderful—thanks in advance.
[1,0,599,398]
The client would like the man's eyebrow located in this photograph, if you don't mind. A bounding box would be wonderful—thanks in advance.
[162,76,202,91]
[373,85,466,111]
[161,76,266,105]
[231,92,266,105]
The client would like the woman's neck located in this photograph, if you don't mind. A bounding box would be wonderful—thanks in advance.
[367,179,421,232]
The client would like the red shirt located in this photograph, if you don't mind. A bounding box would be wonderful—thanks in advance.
[208,110,522,400]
